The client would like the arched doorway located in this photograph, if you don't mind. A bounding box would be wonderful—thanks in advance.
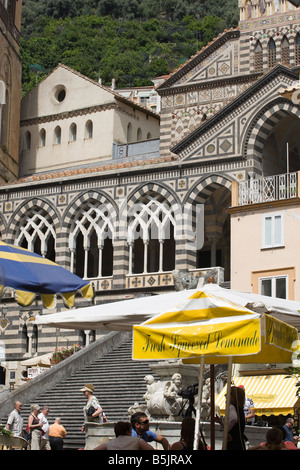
[244,99,300,176]
[262,114,300,175]
[186,176,232,281]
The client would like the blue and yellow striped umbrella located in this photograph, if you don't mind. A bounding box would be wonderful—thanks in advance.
[0,241,93,309]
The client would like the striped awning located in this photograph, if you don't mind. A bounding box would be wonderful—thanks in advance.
[0,241,93,308]
[215,375,299,416]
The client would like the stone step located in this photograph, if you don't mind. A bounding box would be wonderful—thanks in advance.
[8,334,158,450]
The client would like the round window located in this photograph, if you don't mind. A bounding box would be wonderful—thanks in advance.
[57,89,66,102]
[53,85,67,103]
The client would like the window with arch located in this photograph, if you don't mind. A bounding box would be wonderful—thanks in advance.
[32,325,38,354]
[281,36,290,66]
[39,128,46,147]
[127,194,176,274]
[254,41,263,73]
[268,38,276,68]
[295,34,300,64]
[147,132,152,140]
[54,126,61,145]
[137,128,142,141]
[127,122,133,143]
[69,202,115,279]
[22,325,30,354]
[25,131,31,150]
[15,208,56,261]
[69,123,77,142]
[85,120,93,139]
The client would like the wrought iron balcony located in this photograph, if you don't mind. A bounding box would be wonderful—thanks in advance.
[238,172,299,206]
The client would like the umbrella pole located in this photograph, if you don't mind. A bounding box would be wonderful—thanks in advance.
[222,356,233,450]
[210,364,215,450]
[193,356,205,450]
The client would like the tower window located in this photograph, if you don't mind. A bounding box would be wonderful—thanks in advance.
[295,34,300,65]
[254,41,263,73]
[268,39,276,69]
[281,36,290,66]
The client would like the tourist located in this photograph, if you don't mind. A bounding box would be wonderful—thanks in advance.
[38,406,50,450]
[283,418,298,445]
[238,385,255,425]
[94,421,154,450]
[226,386,246,450]
[49,417,67,450]
[248,427,289,450]
[170,417,206,450]
[130,412,169,449]
[5,401,23,438]
[27,404,43,450]
[81,383,105,432]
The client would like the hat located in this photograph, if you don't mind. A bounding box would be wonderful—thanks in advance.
[80,384,95,393]
[238,385,245,389]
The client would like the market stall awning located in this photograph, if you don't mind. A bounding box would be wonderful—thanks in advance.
[215,375,299,416]
[20,352,52,367]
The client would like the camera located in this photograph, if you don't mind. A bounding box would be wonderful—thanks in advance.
[178,384,198,400]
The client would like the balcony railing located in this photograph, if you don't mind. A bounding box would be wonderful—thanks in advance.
[238,172,299,206]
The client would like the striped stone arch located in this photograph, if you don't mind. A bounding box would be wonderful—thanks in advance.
[126,182,181,209]
[124,182,181,232]
[124,183,180,275]
[63,191,118,276]
[6,197,60,243]
[0,211,7,235]
[63,190,118,231]
[184,174,232,206]
[243,98,300,164]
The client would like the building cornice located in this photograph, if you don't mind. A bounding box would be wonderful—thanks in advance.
[229,197,300,214]
[21,100,160,127]
[157,73,261,98]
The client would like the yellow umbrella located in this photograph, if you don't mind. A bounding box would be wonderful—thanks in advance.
[133,288,299,449]
[133,290,298,364]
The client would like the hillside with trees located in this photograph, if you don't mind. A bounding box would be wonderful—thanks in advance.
[20,0,239,95]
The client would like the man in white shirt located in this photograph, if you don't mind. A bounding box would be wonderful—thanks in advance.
[6,401,23,437]
[38,406,50,450]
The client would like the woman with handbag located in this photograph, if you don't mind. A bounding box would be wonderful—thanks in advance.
[80,384,106,433]
[27,404,43,450]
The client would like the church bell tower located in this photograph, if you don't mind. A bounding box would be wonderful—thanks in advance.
[238,0,300,75]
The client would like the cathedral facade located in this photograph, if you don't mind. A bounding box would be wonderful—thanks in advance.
[1,0,300,386]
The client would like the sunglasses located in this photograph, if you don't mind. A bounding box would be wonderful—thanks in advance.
[139,419,149,425]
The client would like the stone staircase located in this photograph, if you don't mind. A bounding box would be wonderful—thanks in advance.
[10,336,158,450]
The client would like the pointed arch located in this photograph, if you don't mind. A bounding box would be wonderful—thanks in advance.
[281,35,290,66]
[126,184,179,275]
[65,191,117,279]
[7,198,60,261]
[295,33,300,65]
[268,38,276,68]
[254,40,263,73]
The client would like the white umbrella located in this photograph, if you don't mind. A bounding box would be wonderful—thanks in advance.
[33,283,300,450]
[34,283,300,331]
